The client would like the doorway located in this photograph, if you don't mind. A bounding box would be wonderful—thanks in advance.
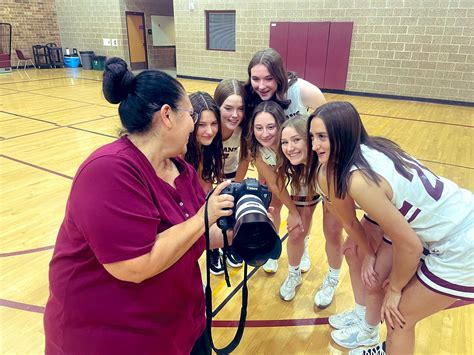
[126,12,148,70]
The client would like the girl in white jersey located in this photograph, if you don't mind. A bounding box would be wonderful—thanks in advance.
[307,101,474,355]
[245,48,344,308]
[213,79,250,271]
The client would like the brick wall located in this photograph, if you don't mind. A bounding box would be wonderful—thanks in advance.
[173,0,473,103]
[1,0,61,67]
[55,0,127,62]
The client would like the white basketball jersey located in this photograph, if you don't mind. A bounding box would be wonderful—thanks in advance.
[259,146,277,167]
[223,127,241,175]
[352,145,473,243]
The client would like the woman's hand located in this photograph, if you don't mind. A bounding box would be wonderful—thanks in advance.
[287,209,304,233]
[361,253,378,289]
[204,180,234,225]
[381,282,406,330]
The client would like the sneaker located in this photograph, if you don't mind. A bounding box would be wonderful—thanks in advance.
[331,321,379,349]
[314,274,339,309]
[226,249,243,268]
[263,258,278,273]
[349,343,385,355]
[209,249,224,275]
[328,309,360,329]
[279,270,302,301]
[300,236,311,273]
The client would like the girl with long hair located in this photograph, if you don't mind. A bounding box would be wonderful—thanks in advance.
[185,91,224,193]
[213,79,250,270]
[246,48,343,308]
[307,101,473,355]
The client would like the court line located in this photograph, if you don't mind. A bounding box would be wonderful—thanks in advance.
[0,76,100,86]
[0,245,55,257]
[0,298,471,325]
[0,110,63,126]
[419,158,473,171]
[5,127,63,140]
[361,113,474,129]
[66,126,117,139]
[0,155,73,180]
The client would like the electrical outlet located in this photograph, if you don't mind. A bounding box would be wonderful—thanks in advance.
[111,39,119,47]
[103,38,111,46]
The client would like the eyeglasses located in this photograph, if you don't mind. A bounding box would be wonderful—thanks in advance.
[176,108,199,123]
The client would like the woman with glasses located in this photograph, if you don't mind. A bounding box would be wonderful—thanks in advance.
[44,58,234,355]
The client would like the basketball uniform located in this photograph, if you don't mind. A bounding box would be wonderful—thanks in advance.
[223,127,241,179]
[351,144,474,300]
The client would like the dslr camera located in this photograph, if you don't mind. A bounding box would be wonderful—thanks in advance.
[217,178,281,267]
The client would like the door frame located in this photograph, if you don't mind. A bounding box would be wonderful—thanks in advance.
[125,11,148,70]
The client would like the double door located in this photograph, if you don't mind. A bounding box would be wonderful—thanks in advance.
[270,22,353,90]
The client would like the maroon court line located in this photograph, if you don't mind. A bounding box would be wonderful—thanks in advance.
[0,245,54,258]
[1,298,471,326]
[0,299,45,314]
[1,155,73,180]
[361,113,474,129]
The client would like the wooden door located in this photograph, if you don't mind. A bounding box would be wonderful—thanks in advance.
[126,12,148,70]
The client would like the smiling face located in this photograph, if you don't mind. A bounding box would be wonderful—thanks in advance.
[310,117,330,164]
[219,94,244,137]
[250,64,278,101]
[195,110,218,146]
[281,126,307,166]
[254,111,278,149]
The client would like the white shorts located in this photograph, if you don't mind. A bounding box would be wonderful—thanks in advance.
[416,220,474,301]
[290,184,321,207]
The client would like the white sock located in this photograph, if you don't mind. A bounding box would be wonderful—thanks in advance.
[328,267,340,280]
[289,264,301,274]
[355,303,366,320]
[361,318,378,332]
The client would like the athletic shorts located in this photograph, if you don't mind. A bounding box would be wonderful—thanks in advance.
[416,220,474,301]
[290,184,322,207]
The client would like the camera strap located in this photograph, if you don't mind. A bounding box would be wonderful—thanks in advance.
[204,198,248,354]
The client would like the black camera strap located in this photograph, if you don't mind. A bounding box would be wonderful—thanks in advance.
[204,198,248,354]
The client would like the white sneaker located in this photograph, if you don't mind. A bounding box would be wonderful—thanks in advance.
[331,321,380,349]
[300,236,311,273]
[328,309,360,329]
[262,258,278,273]
[349,343,385,355]
[314,274,339,309]
[279,270,302,301]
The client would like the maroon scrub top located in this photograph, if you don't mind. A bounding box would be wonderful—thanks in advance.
[44,136,207,354]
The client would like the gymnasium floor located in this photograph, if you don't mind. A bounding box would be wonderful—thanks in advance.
[0,67,472,354]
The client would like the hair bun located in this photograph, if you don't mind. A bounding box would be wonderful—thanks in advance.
[102,57,135,104]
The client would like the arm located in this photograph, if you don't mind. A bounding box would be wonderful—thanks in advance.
[253,156,303,231]
[298,78,327,110]
[349,172,423,292]
[234,157,250,182]
[104,181,233,283]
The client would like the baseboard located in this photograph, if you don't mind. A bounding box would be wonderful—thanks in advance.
[176,74,473,107]
[322,89,473,107]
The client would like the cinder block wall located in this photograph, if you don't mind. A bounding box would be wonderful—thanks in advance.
[173,0,473,102]
[55,0,128,60]
[1,0,61,66]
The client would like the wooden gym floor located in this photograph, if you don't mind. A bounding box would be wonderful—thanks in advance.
[0,68,473,354]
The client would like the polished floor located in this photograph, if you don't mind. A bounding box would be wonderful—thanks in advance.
[0,67,473,354]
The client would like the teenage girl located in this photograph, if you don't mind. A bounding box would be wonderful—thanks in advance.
[246,48,343,308]
[185,92,226,276]
[276,115,335,302]
[307,101,473,355]
[213,79,250,269]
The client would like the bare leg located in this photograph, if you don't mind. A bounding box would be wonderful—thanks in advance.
[287,205,316,266]
[270,195,282,235]
[322,204,343,269]
[386,277,457,355]
[365,241,392,326]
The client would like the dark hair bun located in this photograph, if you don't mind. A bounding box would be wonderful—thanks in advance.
[102,57,135,104]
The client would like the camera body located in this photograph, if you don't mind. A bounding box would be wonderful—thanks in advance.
[217,178,272,231]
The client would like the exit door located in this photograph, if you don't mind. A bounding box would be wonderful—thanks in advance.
[126,12,148,70]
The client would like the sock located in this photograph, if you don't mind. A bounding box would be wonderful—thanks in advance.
[288,264,301,274]
[355,303,366,320]
[328,267,340,280]
[360,318,378,332]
